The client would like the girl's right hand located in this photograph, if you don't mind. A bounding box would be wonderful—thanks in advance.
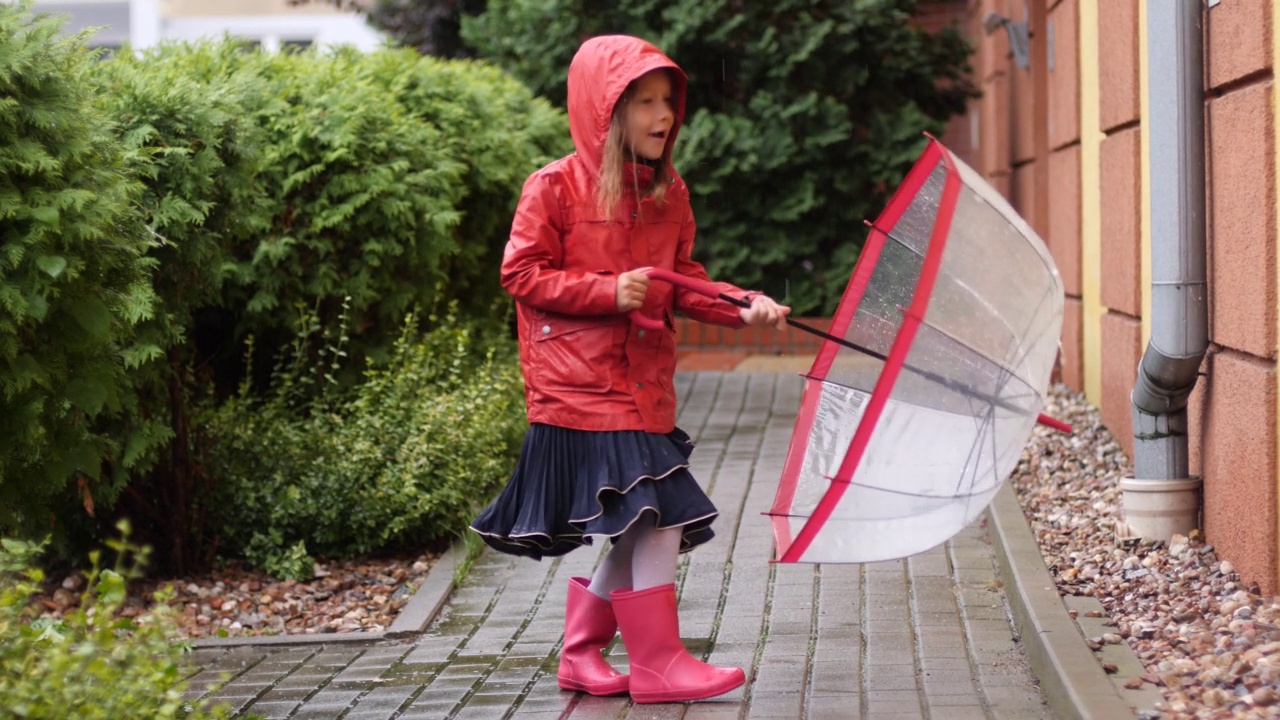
[615,269,651,312]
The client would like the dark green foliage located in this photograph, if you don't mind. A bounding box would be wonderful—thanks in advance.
[204,310,527,579]
[0,527,231,719]
[0,4,160,543]
[231,45,565,346]
[94,42,566,369]
[239,47,468,351]
[2,24,565,572]
[86,43,562,572]
[463,0,977,314]
[88,42,278,573]
[362,52,570,307]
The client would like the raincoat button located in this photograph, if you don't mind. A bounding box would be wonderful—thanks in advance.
[631,212,637,219]
[636,382,644,389]
[541,325,551,334]
[637,330,646,338]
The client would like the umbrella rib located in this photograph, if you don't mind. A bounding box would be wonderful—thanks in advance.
[774,478,1001,501]
[870,222,1049,396]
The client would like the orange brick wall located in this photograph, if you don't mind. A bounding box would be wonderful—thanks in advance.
[1201,0,1279,596]
[959,0,1280,595]
[674,317,831,354]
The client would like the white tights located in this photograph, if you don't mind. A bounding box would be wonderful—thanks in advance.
[586,510,681,597]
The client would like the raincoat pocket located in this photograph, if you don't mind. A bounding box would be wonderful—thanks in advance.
[530,314,616,393]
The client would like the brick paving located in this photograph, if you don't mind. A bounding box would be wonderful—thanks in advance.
[185,371,1052,719]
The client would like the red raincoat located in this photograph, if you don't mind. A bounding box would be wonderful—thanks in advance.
[501,35,753,433]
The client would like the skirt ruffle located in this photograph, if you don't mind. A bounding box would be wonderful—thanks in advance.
[470,424,718,559]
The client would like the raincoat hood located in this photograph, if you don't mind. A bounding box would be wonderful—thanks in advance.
[567,35,688,179]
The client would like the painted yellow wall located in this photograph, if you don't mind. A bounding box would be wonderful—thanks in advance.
[1080,0,1103,404]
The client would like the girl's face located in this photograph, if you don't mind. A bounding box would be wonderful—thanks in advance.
[622,70,675,161]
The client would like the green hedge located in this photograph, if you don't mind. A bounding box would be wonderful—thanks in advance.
[1,7,567,571]
[0,5,161,543]
[93,40,567,371]
[204,311,527,579]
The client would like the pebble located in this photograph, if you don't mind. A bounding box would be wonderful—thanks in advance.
[29,551,437,641]
[1014,385,1280,720]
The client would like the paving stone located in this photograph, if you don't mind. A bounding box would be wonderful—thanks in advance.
[240,700,299,719]
[183,372,1064,720]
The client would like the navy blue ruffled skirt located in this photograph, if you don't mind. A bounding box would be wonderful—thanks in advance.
[470,424,718,559]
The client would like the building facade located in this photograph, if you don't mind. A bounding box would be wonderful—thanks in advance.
[962,0,1280,594]
[33,0,382,52]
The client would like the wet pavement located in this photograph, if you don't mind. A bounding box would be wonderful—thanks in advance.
[184,371,1056,719]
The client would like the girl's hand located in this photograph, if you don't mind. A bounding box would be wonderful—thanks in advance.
[740,294,791,331]
[616,269,651,312]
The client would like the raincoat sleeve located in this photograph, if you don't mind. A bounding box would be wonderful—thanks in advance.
[672,202,752,327]
[501,172,618,316]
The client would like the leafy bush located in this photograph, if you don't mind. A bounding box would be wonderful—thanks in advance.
[362,52,570,308]
[0,526,230,720]
[84,40,278,574]
[78,42,561,572]
[156,44,566,362]
[463,0,977,314]
[1,20,564,569]
[204,308,527,578]
[0,3,160,543]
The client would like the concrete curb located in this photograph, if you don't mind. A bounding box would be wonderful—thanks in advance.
[385,542,460,638]
[192,543,462,649]
[986,483,1139,720]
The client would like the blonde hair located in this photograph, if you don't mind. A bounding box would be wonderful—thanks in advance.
[596,76,673,218]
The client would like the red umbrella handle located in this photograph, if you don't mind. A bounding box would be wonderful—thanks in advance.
[626,267,724,330]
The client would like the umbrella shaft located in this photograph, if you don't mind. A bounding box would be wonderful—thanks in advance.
[718,293,1069,433]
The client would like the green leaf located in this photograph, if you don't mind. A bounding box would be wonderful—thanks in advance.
[35,255,67,278]
[95,569,126,605]
[66,377,109,415]
[30,206,59,226]
[25,293,48,320]
[71,443,102,480]
[9,353,50,389]
[69,298,112,338]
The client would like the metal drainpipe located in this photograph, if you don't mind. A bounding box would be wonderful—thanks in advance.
[1121,0,1208,540]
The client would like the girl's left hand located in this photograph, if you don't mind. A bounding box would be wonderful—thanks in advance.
[740,294,791,331]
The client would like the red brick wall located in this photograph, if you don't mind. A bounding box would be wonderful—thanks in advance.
[1201,0,1278,596]
[674,317,830,354]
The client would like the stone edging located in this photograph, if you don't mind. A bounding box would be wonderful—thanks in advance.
[986,482,1140,720]
[191,542,462,649]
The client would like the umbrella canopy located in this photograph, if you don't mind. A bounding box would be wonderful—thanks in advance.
[766,137,1065,564]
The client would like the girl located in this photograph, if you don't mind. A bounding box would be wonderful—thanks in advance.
[470,35,789,704]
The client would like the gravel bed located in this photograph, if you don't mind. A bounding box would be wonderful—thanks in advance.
[32,551,438,640]
[1017,385,1280,719]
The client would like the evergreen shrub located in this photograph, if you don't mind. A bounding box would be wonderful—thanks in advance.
[0,4,160,543]
[96,42,560,369]
[79,42,561,570]
[85,41,277,571]
[203,308,526,579]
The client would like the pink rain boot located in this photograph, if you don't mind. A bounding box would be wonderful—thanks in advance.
[557,577,629,696]
[611,583,745,703]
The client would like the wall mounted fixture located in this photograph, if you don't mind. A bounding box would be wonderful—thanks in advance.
[983,11,1031,69]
